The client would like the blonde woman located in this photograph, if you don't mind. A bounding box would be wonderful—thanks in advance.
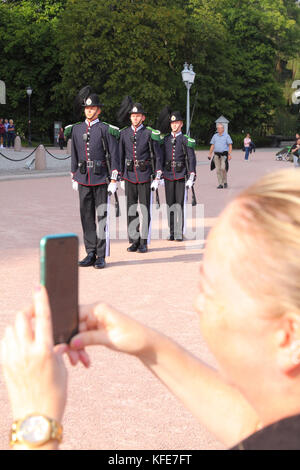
[2,168,300,449]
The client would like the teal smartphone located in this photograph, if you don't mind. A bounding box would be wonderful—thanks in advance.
[40,233,79,345]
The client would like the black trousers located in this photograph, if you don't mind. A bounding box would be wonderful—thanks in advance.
[7,133,15,148]
[125,180,151,245]
[164,179,185,238]
[78,184,108,258]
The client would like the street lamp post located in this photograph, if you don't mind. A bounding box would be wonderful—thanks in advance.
[181,63,196,136]
[26,86,32,146]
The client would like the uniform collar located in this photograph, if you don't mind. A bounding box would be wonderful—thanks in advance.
[131,124,144,133]
[85,118,99,127]
[172,131,182,138]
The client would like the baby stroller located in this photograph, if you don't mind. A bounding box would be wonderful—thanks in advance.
[275,145,292,161]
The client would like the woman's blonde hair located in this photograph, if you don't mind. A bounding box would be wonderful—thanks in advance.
[226,168,300,315]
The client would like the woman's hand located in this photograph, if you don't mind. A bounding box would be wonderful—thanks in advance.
[70,303,152,358]
[1,286,68,423]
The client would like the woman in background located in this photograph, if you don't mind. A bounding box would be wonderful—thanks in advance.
[243,132,252,160]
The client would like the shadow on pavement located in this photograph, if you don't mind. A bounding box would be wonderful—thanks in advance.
[106,252,203,269]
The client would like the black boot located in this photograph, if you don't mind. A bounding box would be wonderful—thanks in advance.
[78,252,96,267]
[127,241,140,252]
[94,257,106,269]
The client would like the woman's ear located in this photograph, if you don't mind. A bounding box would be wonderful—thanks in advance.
[276,313,300,374]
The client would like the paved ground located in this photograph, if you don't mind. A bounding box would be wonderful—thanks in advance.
[0,147,289,450]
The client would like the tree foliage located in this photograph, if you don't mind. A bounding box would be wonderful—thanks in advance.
[54,0,187,127]
[0,0,299,142]
[0,0,66,140]
[186,0,300,139]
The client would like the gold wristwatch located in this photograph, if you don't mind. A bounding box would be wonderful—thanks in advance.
[10,414,63,448]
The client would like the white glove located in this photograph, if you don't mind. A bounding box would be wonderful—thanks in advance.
[111,170,118,180]
[120,180,125,191]
[71,173,78,191]
[151,179,159,191]
[186,172,195,189]
[107,182,117,194]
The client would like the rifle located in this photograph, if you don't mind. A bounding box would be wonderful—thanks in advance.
[102,136,120,217]
[149,139,160,209]
[183,142,197,207]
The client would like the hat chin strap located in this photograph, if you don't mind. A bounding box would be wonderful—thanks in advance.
[171,122,182,134]
[131,117,144,130]
[86,108,100,122]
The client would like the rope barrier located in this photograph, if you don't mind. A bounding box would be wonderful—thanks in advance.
[0,145,71,163]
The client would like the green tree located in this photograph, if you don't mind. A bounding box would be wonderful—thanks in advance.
[185,0,300,140]
[1,0,299,142]
[182,0,239,140]
[55,0,187,126]
[0,0,66,141]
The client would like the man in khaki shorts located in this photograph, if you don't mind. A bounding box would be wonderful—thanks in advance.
[208,124,233,189]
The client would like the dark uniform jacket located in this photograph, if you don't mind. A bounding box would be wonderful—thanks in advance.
[71,120,119,186]
[160,133,196,182]
[119,125,162,184]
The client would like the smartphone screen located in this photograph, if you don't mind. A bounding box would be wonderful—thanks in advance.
[40,234,79,345]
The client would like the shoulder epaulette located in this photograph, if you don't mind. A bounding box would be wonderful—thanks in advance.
[146,126,163,143]
[64,122,81,138]
[102,122,120,139]
[184,135,196,149]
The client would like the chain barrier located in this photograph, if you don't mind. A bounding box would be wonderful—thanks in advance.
[44,148,71,160]
[0,144,71,163]
[0,145,40,162]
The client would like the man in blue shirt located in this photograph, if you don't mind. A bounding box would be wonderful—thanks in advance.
[208,124,233,188]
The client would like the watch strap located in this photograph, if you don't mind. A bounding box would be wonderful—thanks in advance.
[10,414,63,448]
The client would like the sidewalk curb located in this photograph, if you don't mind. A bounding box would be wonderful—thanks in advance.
[0,171,69,182]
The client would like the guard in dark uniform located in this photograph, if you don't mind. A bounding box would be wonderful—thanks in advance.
[156,109,196,241]
[118,98,162,253]
[71,87,120,269]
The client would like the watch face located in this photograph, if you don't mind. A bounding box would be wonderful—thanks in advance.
[18,415,51,446]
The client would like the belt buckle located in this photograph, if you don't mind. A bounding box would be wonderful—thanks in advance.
[171,161,176,168]
[86,160,93,168]
[134,160,139,168]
